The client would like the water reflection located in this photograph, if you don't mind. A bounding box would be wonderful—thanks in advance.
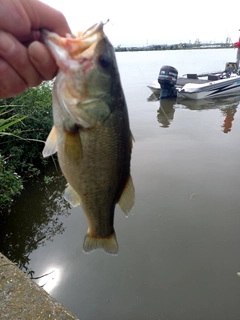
[179,97,239,133]
[221,106,237,133]
[148,93,240,132]
[157,99,176,128]
[179,96,240,111]
[37,267,61,293]
[0,166,70,277]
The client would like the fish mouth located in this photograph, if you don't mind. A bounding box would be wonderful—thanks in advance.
[41,22,106,73]
[42,21,105,57]
[81,21,104,40]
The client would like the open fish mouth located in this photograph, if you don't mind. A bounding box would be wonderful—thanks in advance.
[41,22,107,74]
[81,21,104,39]
[41,22,105,58]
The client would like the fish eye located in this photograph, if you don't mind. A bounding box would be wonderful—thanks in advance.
[98,54,111,69]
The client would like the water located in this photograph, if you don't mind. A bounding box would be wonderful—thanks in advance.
[1,49,240,320]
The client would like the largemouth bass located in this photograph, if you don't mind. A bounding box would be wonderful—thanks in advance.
[42,22,134,255]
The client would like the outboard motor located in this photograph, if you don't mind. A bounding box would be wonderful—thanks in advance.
[158,66,178,99]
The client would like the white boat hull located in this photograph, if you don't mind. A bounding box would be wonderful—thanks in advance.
[147,80,160,94]
[148,61,240,100]
[178,76,240,100]
[148,76,240,100]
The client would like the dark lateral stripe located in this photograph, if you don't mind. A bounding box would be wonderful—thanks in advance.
[208,82,240,96]
[197,78,240,93]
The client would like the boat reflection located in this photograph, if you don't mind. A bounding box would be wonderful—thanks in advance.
[157,99,176,128]
[178,95,240,111]
[148,93,239,132]
[178,97,239,134]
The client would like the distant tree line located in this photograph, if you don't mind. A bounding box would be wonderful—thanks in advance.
[115,42,233,52]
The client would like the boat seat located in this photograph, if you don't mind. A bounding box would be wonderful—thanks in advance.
[225,62,238,72]
[208,75,220,80]
[187,73,198,79]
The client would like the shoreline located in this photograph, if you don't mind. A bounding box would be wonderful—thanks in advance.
[0,253,79,320]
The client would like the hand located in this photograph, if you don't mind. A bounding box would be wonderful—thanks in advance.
[0,0,71,98]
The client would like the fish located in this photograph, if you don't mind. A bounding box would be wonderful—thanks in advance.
[41,22,134,255]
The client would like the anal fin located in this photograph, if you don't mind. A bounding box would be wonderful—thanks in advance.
[118,175,135,216]
[64,184,81,207]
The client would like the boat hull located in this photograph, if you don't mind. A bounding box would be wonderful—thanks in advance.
[147,80,160,95]
[148,76,240,100]
[178,76,240,100]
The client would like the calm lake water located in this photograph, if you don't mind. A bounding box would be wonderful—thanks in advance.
[2,48,240,320]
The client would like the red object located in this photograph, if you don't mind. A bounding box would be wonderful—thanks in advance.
[233,37,240,48]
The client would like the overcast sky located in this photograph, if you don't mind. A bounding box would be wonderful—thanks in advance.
[41,0,240,47]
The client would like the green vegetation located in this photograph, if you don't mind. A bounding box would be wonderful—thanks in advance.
[0,154,23,208]
[0,82,54,209]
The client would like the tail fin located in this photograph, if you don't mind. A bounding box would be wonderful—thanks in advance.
[83,231,118,255]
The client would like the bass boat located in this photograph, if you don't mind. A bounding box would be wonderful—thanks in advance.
[148,62,240,100]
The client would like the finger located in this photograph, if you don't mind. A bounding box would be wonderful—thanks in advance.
[25,0,71,36]
[0,0,31,38]
[0,58,27,98]
[22,30,41,47]
[28,41,58,80]
[0,30,43,88]
[0,0,71,43]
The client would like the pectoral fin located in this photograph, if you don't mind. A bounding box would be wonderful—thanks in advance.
[42,126,57,158]
[63,125,83,162]
[64,184,81,207]
[118,175,135,216]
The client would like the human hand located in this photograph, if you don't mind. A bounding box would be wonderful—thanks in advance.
[0,0,71,98]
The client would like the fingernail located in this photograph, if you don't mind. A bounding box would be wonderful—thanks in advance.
[0,31,16,54]
[28,41,49,65]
